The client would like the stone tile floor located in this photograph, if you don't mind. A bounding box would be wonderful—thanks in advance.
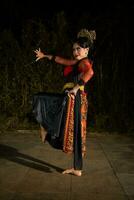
[0,131,134,200]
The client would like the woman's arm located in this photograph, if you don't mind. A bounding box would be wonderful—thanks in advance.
[34,48,77,66]
[54,56,77,66]
[69,59,94,96]
[78,59,94,84]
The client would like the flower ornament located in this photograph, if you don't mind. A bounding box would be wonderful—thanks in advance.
[77,29,96,44]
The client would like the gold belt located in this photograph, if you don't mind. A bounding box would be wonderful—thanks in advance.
[63,82,84,91]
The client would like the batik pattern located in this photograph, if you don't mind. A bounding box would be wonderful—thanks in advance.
[63,94,75,153]
[80,92,88,156]
[63,92,88,156]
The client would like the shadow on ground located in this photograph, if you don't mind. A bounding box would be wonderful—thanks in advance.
[0,144,63,173]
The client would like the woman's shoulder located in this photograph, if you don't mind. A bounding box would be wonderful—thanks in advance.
[79,57,93,67]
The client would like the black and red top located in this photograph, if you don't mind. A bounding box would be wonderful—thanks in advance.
[53,56,94,86]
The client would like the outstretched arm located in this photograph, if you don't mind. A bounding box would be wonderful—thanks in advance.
[34,48,77,66]
[54,56,77,65]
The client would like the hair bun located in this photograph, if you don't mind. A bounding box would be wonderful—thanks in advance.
[77,29,96,44]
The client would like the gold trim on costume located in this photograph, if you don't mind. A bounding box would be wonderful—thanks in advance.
[63,94,74,153]
[63,82,74,90]
[63,92,88,156]
[80,93,88,157]
[63,82,84,91]
[79,86,84,91]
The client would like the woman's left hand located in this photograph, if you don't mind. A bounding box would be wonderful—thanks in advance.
[68,85,80,96]
[34,48,45,61]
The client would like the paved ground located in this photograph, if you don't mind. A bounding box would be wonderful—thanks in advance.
[0,130,134,200]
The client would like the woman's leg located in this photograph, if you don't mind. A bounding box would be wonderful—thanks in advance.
[62,92,82,176]
[40,125,47,143]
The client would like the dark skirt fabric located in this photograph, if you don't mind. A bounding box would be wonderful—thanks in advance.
[32,90,88,170]
[32,92,68,149]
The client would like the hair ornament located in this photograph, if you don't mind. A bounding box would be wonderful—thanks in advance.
[77,29,96,43]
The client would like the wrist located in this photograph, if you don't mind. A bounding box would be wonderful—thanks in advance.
[77,84,80,89]
[74,85,80,91]
[46,55,56,61]
[46,55,52,60]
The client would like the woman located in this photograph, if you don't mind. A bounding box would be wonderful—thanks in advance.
[33,29,96,176]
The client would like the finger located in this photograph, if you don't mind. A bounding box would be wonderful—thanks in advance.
[39,48,41,51]
[36,57,40,61]
[70,93,75,99]
[67,92,74,98]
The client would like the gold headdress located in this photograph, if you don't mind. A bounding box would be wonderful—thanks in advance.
[77,29,96,44]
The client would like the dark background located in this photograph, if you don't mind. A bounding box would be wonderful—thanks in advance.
[0,0,134,133]
[0,1,132,31]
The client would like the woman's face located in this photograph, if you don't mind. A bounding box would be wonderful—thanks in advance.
[73,43,89,60]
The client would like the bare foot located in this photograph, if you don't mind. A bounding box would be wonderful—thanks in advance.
[73,170,82,176]
[40,126,47,143]
[62,168,74,174]
[62,168,82,176]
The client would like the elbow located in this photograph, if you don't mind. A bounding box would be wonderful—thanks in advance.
[87,70,94,82]
[81,69,94,83]
[91,70,94,77]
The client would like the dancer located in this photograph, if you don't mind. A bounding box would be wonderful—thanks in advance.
[33,29,96,176]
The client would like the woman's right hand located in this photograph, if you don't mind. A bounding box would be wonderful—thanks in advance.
[34,48,45,61]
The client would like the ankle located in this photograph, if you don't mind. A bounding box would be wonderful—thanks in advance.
[39,127,47,143]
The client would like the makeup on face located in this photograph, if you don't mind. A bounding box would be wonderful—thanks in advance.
[73,43,89,60]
